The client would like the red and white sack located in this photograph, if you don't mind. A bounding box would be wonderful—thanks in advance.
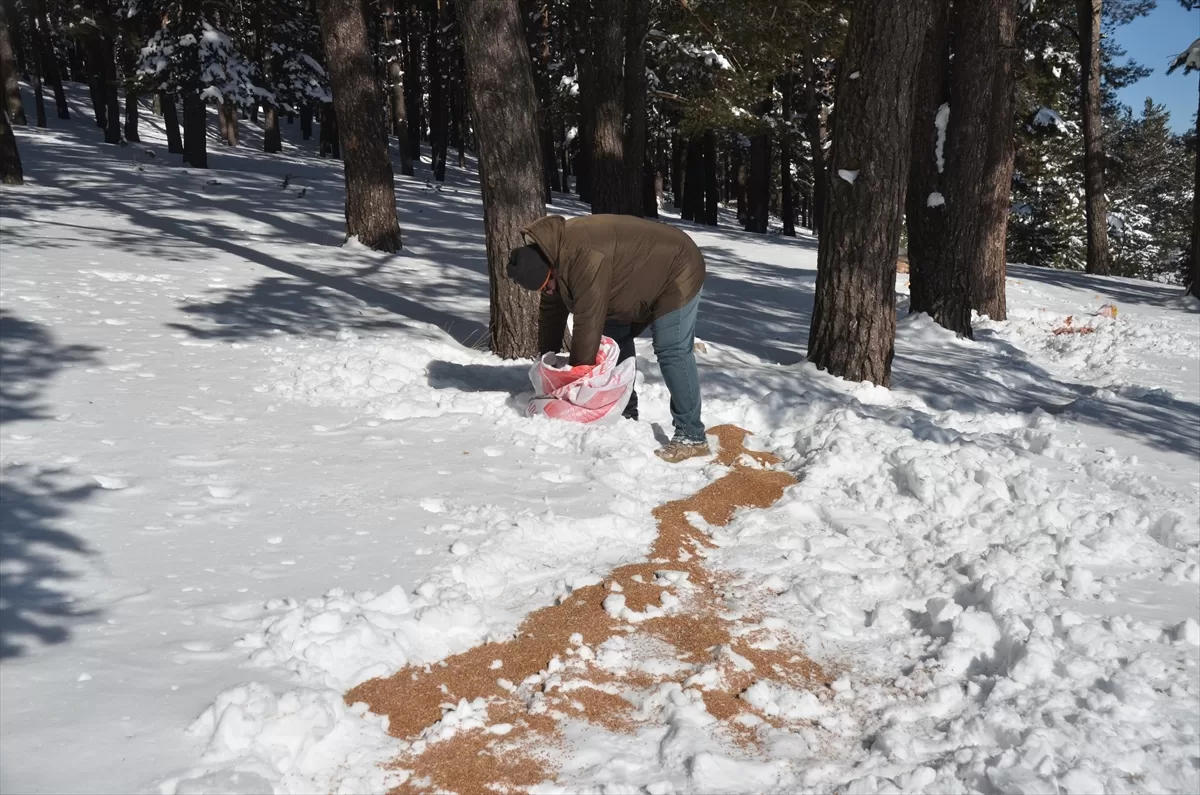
[528,336,636,424]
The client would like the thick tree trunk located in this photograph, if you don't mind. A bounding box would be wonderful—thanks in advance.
[382,0,412,175]
[0,2,25,126]
[781,70,795,237]
[808,0,931,387]
[0,106,21,183]
[161,91,183,154]
[317,0,401,251]
[622,0,649,216]
[101,35,121,144]
[427,2,449,181]
[703,128,718,225]
[182,91,207,168]
[588,0,625,214]
[803,43,826,237]
[905,0,957,328]
[1078,0,1109,275]
[457,0,544,358]
[971,0,1016,321]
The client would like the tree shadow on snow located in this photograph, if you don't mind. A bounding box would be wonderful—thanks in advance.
[0,469,102,659]
[426,360,530,397]
[0,311,104,659]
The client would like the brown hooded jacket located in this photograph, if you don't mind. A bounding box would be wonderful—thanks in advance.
[521,214,706,365]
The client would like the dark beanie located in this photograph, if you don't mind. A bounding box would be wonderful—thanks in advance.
[507,245,551,291]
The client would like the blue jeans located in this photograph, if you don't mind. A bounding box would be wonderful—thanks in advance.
[602,291,704,443]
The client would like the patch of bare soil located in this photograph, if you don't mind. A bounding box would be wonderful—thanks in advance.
[347,425,829,794]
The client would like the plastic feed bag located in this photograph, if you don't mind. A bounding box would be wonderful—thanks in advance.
[528,336,636,424]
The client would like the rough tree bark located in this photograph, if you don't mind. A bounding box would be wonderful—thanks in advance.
[971,0,1016,321]
[781,69,795,237]
[803,41,826,236]
[28,17,46,128]
[182,92,207,167]
[670,132,683,208]
[160,91,183,154]
[682,134,703,221]
[1078,0,1110,275]
[588,0,625,214]
[0,106,21,183]
[382,0,412,175]
[457,0,545,357]
[807,0,932,387]
[622,0,649,216]
[258,5,282,154]
[300,104,313,140]
[219,101,238,146]
[318,0,401,251]
[0,2,25,126]
[905,0,959,330]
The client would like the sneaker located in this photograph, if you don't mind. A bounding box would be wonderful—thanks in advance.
[655,438,710,463]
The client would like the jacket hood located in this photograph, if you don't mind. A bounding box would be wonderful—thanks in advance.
[521,215,567,266]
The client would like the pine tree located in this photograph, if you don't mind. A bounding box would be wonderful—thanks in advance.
[0,105,21,183]
[808,0,932,387]
[457,0,545,357]
[317,0,401,251]
[1167,31,1199,298]
[0,0,26,125]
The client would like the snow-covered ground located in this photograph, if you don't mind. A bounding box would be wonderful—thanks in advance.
[1,87,1198,794]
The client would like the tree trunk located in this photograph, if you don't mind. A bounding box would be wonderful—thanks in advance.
[745,113,770,233]
[970,0,1016,321]
[0,106,21,183]
[317,0,401,251]
[0,2,25,126]
[643,129,659,216]
[703,128,718,225]
[808,0,932,387]
[219,102,238,146]
[264,105,281,153]
[682,134,703,222]
[124,89,140,142]
[1078,0,1109,275]
[403,2,423,167]
[905,0,953,326]
[300,104,313,140]
[731,138,748,226]
[182,91,207,168]
[457,0,544,358]
[781,70,795,237]
[589,0,625,214]
[1189,79,1199,300]
[622,0,649,216]
[161,91,183,154]
[31,0,65,119]
[427,1,449,182]
[30,41,46,129]
[382,0,412,175]
[670,132,683,208]
[101,35,121,144]
[803,42,826,237]
[320,103,341,157]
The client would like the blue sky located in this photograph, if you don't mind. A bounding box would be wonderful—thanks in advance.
[1113,1,1199,133]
